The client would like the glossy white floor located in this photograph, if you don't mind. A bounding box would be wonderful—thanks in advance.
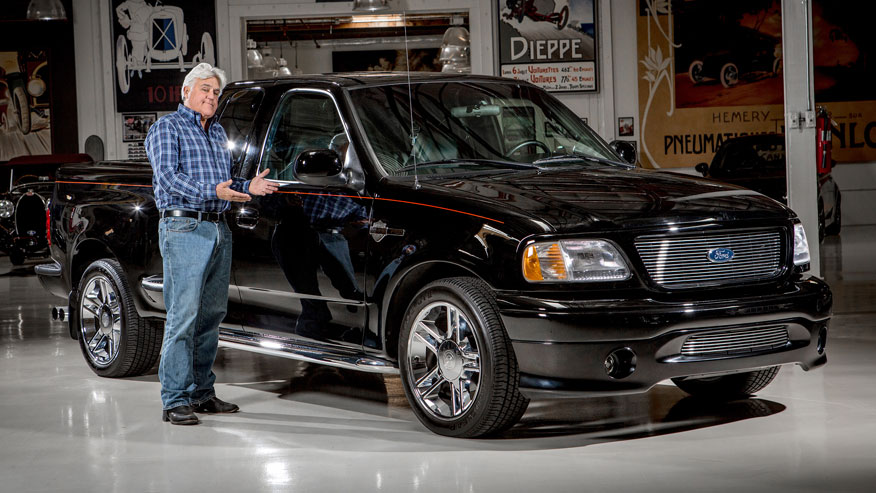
[2,228,875,493]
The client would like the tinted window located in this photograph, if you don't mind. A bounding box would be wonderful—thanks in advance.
[347,81,619,175]
[262,91,347,181]
[217,89,265,166]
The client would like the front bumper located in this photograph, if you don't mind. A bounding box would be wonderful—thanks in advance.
[497,276,831,396]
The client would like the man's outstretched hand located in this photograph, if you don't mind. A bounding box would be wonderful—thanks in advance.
[249,169,279,196]
[216,180,251,202]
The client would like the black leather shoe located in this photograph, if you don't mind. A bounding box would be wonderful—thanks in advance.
[193,396,239,414]
[162,405,199,425]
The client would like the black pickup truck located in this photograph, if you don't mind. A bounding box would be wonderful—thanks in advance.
[37,73,831,437]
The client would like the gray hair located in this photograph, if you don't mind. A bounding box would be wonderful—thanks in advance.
[181,63,227,102]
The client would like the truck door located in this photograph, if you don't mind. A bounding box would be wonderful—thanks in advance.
[215,87,265,330]
[228,89,370,349]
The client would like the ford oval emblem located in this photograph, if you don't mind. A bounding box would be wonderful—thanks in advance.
[708,247,734,263]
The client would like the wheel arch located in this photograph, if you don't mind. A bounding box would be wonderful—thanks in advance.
[69,237,119,293]
[381,260,487,361]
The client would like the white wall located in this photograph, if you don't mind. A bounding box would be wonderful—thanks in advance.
[70,0,875,225]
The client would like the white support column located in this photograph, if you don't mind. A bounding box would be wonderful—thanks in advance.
[781,0,820,276]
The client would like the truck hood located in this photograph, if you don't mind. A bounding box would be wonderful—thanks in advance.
[385,166,790,233]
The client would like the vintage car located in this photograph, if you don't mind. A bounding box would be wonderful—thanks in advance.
[686,26,781,88]
[0,154,92,265]
[36,74,830,437]
[695,134,841,240]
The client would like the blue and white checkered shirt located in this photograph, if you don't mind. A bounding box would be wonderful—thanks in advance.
[145,104,250,212]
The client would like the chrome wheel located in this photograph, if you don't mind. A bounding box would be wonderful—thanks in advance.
[406,301,482,419]
[80,274,123,368]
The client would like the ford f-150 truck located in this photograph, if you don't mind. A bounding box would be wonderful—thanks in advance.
[36,73,831,437]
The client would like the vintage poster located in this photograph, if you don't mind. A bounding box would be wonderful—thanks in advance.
[0,50,52,160]
[498,0,597,92]
[637,0,876,169]
[112,0,217,112]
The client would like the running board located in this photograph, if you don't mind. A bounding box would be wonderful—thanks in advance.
[218,329,399,375]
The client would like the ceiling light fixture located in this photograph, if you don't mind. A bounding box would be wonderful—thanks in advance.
[352,0,389,13]
[26,0,67,21]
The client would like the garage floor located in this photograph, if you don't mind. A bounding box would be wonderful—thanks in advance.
[2,228,875,492]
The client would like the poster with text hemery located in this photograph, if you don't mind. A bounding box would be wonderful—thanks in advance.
[498,0,597,92]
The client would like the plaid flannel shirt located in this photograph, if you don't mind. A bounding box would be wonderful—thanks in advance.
[145,104,250,212]
[301,194,368,228]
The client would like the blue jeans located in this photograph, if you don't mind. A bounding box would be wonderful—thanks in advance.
[157,216,232,410]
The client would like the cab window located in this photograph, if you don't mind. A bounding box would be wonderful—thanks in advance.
[262,91,347,181]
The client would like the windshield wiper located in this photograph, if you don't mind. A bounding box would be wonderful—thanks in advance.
[396,159,540,173]
[533,152,634,169]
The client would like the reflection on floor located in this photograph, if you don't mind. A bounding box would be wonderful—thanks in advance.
[1,227,875,492]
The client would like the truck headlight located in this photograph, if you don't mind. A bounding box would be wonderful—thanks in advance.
[0,199,13,218]
[793,222,810,266]
[522,239,631,282]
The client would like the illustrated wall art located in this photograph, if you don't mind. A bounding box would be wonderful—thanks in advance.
[0,50,51,160]
[112,0,217,112]
[637,0,876,169]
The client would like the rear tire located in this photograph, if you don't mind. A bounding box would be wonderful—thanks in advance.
[688,60,704,83]
[399,277,528,437]
[720,62,739,88]
[77,259,162,377]
[672,366,780,400]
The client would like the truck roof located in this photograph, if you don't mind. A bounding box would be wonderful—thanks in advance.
[226,72,527,90]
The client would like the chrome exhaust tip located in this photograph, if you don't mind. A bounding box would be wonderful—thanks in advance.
[52,306,68,322]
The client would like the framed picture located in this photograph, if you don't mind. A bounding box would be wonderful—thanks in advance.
[122,113,157,142]
[497,0,598,93]
[618,116,634,137]
[111,0,217,112]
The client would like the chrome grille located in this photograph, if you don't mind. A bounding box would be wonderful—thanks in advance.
[681,326,790,357]
[635,230,783,288]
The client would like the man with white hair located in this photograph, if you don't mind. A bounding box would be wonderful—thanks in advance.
[145,63,278,425]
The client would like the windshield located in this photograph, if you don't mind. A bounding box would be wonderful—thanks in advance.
[347,81,621,175]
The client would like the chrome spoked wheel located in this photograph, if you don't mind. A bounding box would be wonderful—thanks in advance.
[406,301,482,420]
[79,274,123,368]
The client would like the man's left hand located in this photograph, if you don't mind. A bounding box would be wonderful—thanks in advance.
[249,169,279,196]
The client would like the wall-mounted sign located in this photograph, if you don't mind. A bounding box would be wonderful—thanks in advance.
[111,0,217,112]
[497,0,598,92]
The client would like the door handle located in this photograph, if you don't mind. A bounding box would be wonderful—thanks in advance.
[234,208,259,229]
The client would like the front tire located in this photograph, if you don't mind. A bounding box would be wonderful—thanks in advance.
[11,86,30,134]
[672,366,780,400]
[399,277,528,437]
[720,62,739,88]
[77,259,162,377]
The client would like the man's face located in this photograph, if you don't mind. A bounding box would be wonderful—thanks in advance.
[184,76,221,119]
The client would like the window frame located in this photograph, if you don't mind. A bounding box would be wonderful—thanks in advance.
[256,87,354,185]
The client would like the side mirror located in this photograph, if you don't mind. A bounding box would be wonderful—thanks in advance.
[293,149,346,186]
[694,162,709,176]
[609,140,637,165]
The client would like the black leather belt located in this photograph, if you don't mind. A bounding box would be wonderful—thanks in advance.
[161,209,225,222]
